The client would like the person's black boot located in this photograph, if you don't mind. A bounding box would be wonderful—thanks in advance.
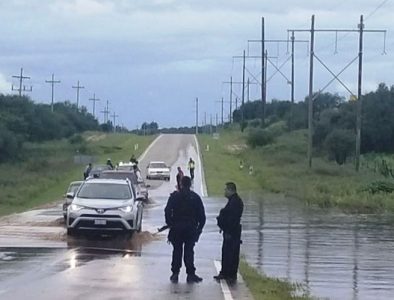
[213,273,227,281]
[170,273,179,283]
[186,274,203,283]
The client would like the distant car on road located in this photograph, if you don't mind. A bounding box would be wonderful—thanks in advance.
[146,161,171,181]
[100,170,149,202]
[62,181,83,220]
[66,178,144,237]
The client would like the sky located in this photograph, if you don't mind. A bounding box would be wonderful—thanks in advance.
[0,0,393,128]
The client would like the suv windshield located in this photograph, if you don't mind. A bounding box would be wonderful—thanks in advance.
[100,172,138,184]
[149,163,167,169]
[77,183,132,200]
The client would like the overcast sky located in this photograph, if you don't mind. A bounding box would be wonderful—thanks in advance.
[0,0,393,128]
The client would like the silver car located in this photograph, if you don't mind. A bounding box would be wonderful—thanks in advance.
[66,178,143,237]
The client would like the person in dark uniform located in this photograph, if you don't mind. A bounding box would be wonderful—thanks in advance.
[164,176,206,283]
[176,167,184,191]
[106,158,114,170]
[214,182,244,282]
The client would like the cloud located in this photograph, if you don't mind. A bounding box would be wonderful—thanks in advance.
[50,0,114,16]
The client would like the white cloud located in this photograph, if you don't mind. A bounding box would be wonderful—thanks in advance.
[50,0,114,16]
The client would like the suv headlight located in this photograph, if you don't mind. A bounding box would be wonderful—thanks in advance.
[119,206,133,213]
[70,204,84,211]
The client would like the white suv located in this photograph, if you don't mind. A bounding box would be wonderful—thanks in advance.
[66,178,143,237]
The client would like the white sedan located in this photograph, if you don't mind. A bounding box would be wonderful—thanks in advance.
[146,161,171,181]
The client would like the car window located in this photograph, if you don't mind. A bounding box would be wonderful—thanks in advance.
[149,163,167,168]
[67,183,82,194]
[77,183,132,200]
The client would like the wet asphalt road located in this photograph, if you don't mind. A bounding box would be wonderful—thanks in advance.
[0,134,251,300]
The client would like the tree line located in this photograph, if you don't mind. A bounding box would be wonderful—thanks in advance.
[0,94,99,162]
[233,83,394,164]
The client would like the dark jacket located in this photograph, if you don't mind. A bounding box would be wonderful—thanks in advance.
[165,190,206,242]
[217,193,244,234]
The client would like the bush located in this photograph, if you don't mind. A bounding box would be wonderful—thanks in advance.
[69,134,84,145]
[324,129,355,165]
[247,128,274,148]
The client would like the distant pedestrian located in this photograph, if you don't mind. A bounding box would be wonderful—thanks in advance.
[214,182,244,282]
[106,158,114,170]
[176,167,184,191]
[239,160,244,170]
[83,163,92,180]
[165,176,206,283]
[130,154,138,165]
[188,158,195,180]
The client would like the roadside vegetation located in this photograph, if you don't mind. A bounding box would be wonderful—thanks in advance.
[0,132,154,217]
[239,260,311,300]
[199,83,394,213]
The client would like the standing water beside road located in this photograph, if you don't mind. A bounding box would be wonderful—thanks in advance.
[241,192,394,300]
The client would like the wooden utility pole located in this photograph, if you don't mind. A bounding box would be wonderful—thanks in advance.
[45,73,61,113]
[12,68,32,96]
[89,93,100,118]
[241,50,246,132]
[72,80,85,109]
[290,31,295,131]
[195,97,199,135]
[111,112,119,132]
[261,17,265,126]
[355,15,364,172]
[308,15,315,168]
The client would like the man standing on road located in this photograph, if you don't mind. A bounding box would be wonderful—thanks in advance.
[214,182,244,282]
[176,167,184,191]
[164,176,206,283]
[83,163,92,180]
[187,158,196,181]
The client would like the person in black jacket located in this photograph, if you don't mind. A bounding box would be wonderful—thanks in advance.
[164,176,206,284]
[214,182,244,282]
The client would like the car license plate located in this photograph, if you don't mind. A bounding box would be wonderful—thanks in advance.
[94,219,107,225]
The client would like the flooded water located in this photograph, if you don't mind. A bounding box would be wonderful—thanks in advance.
[241,192,394,300]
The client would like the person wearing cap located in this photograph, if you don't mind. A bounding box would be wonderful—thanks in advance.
[164,176,206,284]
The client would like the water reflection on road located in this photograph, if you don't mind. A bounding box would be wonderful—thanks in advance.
[241,192,394,300]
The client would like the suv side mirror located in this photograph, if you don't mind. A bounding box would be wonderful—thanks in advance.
[66,192,75,199]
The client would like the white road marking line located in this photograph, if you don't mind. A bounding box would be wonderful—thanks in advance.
[138,134,163,162]
[194,135,207,197]
[214,260,234,300]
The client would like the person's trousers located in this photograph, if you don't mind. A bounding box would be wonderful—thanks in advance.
[171,238,196,275]
[221,227,241,277]
[190,168,195,180]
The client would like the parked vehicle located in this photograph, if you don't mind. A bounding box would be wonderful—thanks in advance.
[100,170,149,202]
[66,178,144,237]
[62,181,83,220]
[146,161,171,181]
[88,164,113,178]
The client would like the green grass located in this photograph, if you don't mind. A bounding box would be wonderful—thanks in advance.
[198,128,394,213]
[0,132,155,217]
[239,260,311,300]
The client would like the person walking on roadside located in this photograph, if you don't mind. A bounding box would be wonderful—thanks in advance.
[176,167,184,191]
[214,182,244,282]
[83,163,92,180]
[187,158,196,180]
[165,176,206,283]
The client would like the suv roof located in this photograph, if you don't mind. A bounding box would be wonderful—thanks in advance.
[85,178,130,185]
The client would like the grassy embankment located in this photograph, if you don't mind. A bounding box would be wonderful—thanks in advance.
[198,127,394,213]
[0,132,155,217]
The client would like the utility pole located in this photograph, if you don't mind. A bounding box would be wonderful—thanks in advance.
[100,100,110,123]
[221,97,224,124]
[289,15,385,169]
[308,15,315,168]
[195,97,199,135]
[45,73,61,113]
[72,80,85,109]
[247,77,250,102]
[261,17,265,126]
[111,112,119,132]
[355,15,364,172]
[241,50,246,132]
[210,114,213,135]
[89,93,100,118]
[230,76,233,123]
[290,31,295,131]
[12,68,32,97]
